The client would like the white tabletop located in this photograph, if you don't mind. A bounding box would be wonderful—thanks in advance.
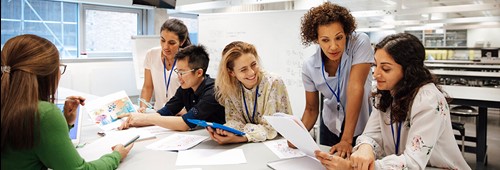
[78,117,329,170]
[442,85,500,103]
[425,60,500,65]
[425,63,500,70]
[431,70,500,78]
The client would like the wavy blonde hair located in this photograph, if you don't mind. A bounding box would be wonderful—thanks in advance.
[215,41,262,105]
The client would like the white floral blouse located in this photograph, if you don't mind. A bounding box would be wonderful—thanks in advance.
[354,83,471,170]
[223,72,293,142]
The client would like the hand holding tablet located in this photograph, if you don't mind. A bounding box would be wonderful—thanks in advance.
[187,119,245,136]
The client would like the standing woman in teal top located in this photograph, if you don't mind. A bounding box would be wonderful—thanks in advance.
[1,34,133,169]
[298,2,374,158]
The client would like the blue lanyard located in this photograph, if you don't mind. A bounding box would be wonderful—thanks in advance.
[163,58,177,97]
[390,116,402,155]
[321,59,343,111]
[241,84,259,124]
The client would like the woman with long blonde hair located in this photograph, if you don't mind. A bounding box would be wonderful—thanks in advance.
[207,41,293,144]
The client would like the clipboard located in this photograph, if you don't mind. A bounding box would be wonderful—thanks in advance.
[187,119,245,136]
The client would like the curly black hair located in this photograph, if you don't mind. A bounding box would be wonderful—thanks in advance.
[300,2,356,46]
[373,33,443,123]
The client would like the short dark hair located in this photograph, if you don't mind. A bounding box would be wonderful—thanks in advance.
[175,44,209,76]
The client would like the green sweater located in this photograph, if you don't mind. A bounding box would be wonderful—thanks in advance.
[1,101,121,170]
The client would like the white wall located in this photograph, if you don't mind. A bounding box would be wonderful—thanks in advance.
[467,28,500,47]
[59,60,140,97]
[368,30,396,45]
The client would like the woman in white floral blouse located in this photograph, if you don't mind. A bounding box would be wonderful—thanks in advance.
[314,33,470,170]
[206,41,293,144]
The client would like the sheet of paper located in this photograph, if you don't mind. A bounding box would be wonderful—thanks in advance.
[84,91,137,131]
[105,127,156,141]
[176,149,246,166]
[137,125,175,136]
[267,156,325,170]
[146,133,208,151]
[77,131,139,161]
[264,114,320,157]
[264,139,306,159]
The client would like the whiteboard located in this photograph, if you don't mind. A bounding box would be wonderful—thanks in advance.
[198,10,317,118]
[132,35,160,90]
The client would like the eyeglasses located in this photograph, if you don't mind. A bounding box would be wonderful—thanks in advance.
[60,64,67,75]
[174,68,195,76]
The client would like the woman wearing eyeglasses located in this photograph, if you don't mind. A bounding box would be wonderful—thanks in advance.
[139,18,191,113]
[1,34,134,169]
[206,41,293,144]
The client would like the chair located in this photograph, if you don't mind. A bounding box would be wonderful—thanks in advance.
[451,122,465,156]
[450,105,479,155]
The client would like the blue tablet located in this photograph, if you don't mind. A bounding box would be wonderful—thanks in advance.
[187,119,245,136]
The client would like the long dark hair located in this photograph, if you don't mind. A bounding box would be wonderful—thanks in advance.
[161,18,192,48]
[1,34,60,151]
[373,33,441,123]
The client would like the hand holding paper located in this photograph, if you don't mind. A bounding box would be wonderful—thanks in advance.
[264,113,319,157]
[84,91,137,131]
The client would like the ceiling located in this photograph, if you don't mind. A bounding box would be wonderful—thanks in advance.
[174,0,500,31]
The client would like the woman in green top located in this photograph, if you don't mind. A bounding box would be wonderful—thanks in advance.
[1,34,134,169]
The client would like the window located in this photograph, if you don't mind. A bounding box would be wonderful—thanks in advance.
[1,0,146,59]
[1,0,78,58]
[82,5,144,58]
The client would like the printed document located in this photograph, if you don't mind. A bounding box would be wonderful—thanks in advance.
[264,113,319,157]
[263,139,305,159]
[146,133,207,151]
[84,91,136,131]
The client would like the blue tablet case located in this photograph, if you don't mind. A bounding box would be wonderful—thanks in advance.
[187,119,245,136]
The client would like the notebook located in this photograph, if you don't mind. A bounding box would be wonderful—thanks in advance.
[56,103,83,147]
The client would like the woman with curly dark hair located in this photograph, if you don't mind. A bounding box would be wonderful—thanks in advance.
[315,33,470,170]
[297,2,374,158]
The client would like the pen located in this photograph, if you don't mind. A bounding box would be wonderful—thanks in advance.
[124,135,140,147]
[137,98,153,109]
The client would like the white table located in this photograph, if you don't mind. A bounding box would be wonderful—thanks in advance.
[442,85,500,170]
[425,60,500,65]
[430,70,500,78]
[78,120,329,170]
[425,63,500,70]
